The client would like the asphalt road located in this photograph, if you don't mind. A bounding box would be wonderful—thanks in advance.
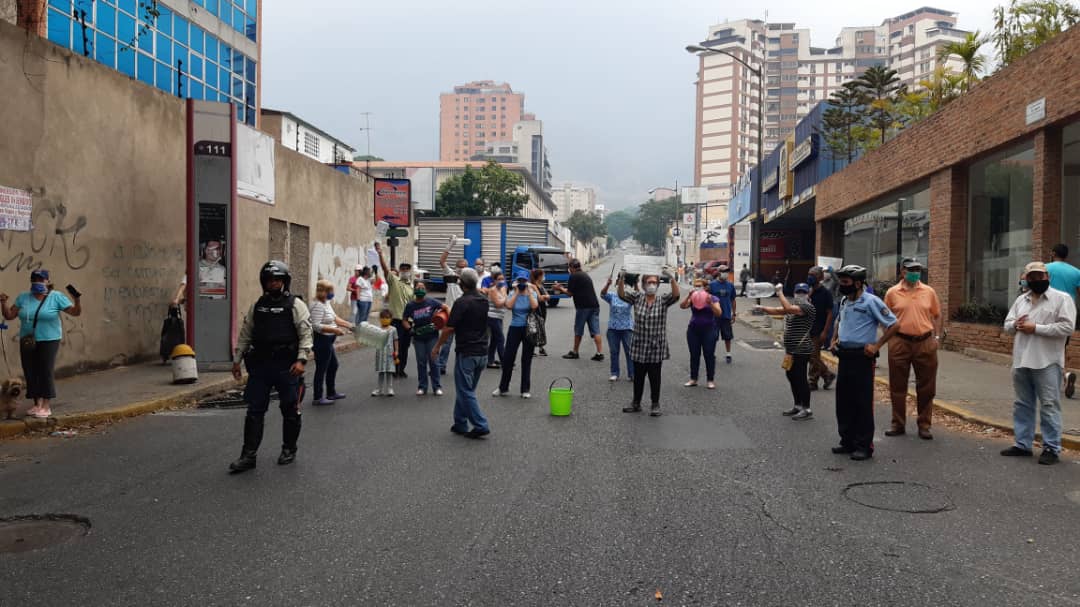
[2,253,1079,606]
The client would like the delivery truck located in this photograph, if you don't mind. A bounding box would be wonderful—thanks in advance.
[416,217,572,306]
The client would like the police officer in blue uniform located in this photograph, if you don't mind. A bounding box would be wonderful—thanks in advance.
[229,261,314,473]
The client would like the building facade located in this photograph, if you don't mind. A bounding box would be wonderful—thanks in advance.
[439,81,526,163]
[551,184,597,223]
[692,8,968,228]
[261,108,355,164]
[471,119,553,192]
[815,25,1080,366]
[34,0,261,125]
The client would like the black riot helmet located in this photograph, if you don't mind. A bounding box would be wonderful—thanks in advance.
[260,260,291,294]
[835,264,867,283]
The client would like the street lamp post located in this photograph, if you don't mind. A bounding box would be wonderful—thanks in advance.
[686,44,764,279]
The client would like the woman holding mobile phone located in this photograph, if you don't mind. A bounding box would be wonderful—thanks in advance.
[493,271,540,398]
[0,269,82,418]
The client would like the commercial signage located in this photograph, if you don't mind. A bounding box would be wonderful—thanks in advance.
[791,134,818,169]
[0,185,33,232]
[778,135,794,201]
[373,178,411,227]
[681,186,708,207]
[761,167,778,192]
[728,178,753,226]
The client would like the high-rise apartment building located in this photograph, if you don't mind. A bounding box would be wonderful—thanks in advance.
[692,7,969,224]
[440,81,527,163]
[551,184,597,223]
[472,119,553,193]
[33,0,262,125]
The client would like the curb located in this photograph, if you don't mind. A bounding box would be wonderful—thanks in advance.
[0,343,363,439]
[734,317,1080,451]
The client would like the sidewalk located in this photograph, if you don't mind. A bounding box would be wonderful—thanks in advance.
[735,296,1080,449]
[0,341,360,439]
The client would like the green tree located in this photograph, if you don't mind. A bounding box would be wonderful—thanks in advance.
[852,65,903,145]
[432,161,529,217]
[820,82,867,165]
[603,209,636,243]
[632,197,680,250]
[993,0,1080,66]
[919,66,966,112]
[937,31,988,92]
[892,89,933,128]
[564,210,608,246]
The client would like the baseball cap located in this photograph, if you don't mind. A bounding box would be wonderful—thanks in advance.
[794,282,811,293]
[30,269,49,281]
[1024,261,1049,276]
[901,257,924,270]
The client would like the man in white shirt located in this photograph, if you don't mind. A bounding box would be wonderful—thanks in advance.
[1001,262,1077,465]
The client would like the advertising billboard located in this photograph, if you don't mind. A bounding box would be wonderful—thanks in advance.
[374,178,411,227]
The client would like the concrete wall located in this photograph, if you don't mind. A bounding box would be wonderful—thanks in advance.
[0,19,409,374]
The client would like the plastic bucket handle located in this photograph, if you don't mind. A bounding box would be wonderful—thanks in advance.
[549,377,573,392]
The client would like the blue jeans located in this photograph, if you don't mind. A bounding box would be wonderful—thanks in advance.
[687,324,718,381]
[312,333,338,400]
[412,335,441,392]
[574,308,601,337]
[1012,365,1063,453]
[453,355,489,433]
[607,328,634,378]
[437,333,455,373]
[354,300,372,325]
[487,317,505,365]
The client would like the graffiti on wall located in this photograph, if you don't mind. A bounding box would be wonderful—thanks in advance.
[0,201,91,272]
[311,242,363,305]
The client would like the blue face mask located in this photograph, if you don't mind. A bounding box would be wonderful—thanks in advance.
[326,292,335,301]
[30,283,47,294]
[806,275,818,287]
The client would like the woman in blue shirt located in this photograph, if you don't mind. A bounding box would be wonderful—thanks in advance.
[601,274,635,382]
[494,271,540,398]
[0,269,82,418]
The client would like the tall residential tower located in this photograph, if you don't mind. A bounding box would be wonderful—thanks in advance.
[439,81,527,163]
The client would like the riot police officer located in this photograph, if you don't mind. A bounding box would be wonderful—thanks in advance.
[229,261,314,473]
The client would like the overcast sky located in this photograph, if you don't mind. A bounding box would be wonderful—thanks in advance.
[261,1,996,210]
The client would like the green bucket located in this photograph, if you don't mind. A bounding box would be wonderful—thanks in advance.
[548,377,574,416]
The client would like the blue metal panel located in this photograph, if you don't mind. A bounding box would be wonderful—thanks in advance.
[464,221,482,264]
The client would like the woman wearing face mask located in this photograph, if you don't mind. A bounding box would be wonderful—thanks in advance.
[530,269,550,356]
[403,281,450,396]
[618,268,680,416]
[309,280,353,405]
[601,273,635,382]
[493,272,541,398]
[680,278,724,389]
[756,283,817,420]
[484,269,508,369]
[0,269,82,418]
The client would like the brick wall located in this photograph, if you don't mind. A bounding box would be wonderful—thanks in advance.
[945,321,1080,369]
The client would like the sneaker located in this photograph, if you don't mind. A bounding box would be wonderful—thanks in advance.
[609,375,618,382]
[591,353,605,361]
[521,392,532,399]
[486,363,500,369]
[649,403,662,417]
[371,389,382,397]
[562,351,580,359]
[1000,446,1033,457]
[684,380,698,387]
[1038,449,1060,465]
[725,355,732,364]
[492,388,508,397]
[823,374,836,390]
[313,398,334,406]
[329,393,347,400]
[277,448,297,466]
[450,426,468,435]
[706,381,716,390]
[416,389,426,396]
[1066,372,1077,399]
[622,403,642,413]
[781,406,801,416]
[465,428,491,439]
[386,388,395,397]
[434,388,444,396]
[849,449,872,461]
[792,409,813,421]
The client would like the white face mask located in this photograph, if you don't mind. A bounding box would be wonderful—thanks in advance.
[794,295,809,305]
[645,284,658,295]
[400,271,413,282]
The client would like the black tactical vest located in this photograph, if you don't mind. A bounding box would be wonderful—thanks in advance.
[251,294,298,357]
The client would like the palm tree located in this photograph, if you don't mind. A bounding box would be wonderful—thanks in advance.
[993,0,1080,67]
[853,65,903,144]
[937,31,987,92]
[919,66,966,111]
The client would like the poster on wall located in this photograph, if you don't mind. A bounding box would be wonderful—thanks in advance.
[198,203,228,299]
[236,124,276,205]
[373,178,411,227]
[0,185,33,232]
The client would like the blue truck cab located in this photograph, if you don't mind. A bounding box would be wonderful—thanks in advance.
[510,246,571,307]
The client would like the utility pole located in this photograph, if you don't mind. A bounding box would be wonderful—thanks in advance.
[358,112,373,175]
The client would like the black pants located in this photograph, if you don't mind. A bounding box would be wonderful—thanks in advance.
[499,325,535,393]
[242,356,305,453]
[632,360,662,406]
[785,353,811,408]
[312,333,338,400]
[835,348,876,451]
[392,319,411,374]
[21,339,60,400]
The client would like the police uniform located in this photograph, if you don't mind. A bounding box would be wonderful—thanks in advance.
[229,261,313,472]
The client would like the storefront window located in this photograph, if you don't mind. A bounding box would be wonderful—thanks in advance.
[842,184,930,290]
[1062,122,1080,261]
[968,143,1034,312]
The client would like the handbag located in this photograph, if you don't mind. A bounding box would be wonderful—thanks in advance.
[525,310,546,347]
[20,296,48,356]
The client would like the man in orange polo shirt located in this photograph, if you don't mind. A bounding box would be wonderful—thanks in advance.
[883,258,943,440]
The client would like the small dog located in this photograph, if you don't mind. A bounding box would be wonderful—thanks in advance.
[1,377,25,420]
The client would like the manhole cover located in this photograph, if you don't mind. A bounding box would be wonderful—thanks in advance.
[741,339,782,350]
[843,481,955,514]
[0,515,91,553]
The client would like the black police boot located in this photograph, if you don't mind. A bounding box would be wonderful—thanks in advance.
[229,414,264,473]
[279,414,301,465]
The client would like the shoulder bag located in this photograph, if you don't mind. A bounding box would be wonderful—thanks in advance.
[20,295,48,356]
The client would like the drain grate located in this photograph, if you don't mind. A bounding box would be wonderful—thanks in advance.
[742,339,782,350]
[197,389,248,409]
[0,514,91,553]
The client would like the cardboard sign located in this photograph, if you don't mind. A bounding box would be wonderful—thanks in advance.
[622,255,667,276]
